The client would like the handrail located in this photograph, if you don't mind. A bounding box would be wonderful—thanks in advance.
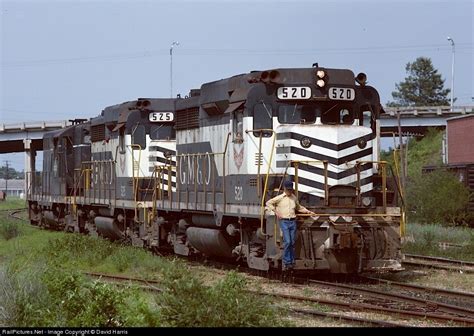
[128,144,142,222]
[173,132,232,211]
[290,160,329,202]
[355,160,388,212]
[258,130,277,234]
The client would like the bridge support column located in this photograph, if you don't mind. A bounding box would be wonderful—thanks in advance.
[24,139,36,198]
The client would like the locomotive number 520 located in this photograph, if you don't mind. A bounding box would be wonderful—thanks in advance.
[277,86,312,100]
[328,87,355,101]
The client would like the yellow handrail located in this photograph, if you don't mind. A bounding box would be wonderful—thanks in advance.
[258,130,277,234]
[128,144,142,222]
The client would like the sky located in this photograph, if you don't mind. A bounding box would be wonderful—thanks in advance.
[0,0,473,170]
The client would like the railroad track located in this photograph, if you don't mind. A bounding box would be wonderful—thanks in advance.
[8,208,27,221]
[306,278,474,322]
[403,253,474,274]
[84,270,474,326]
[84,271,406,327]
[361,275,474,303]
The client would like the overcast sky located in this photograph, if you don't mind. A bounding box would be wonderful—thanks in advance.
[1,0,472,170]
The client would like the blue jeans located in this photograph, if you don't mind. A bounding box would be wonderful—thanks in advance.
[279,219,297,267]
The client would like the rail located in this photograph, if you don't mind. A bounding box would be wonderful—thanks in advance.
[290,160,329,204]
[80,160,116,207]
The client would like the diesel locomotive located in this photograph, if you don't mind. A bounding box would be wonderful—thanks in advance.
[28,64,404,273]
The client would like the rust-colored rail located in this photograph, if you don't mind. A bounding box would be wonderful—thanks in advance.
[308,279,474,319]
[405,253,474,267]
[361,275,474,301]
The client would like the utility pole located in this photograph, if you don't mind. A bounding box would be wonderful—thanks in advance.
[397,112,405,194]
[170,41,180,98]
[447,37,455,110]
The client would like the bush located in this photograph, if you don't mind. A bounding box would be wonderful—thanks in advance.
[0,264,159,327]
[407,169,470,225]
[0,265,50,327]
[402,223,474,261]
[157,262,287,327]
[0,220,20,240]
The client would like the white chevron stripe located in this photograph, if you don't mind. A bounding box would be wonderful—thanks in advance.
[288,166,373,186]
[277,138,373,159]
[276,152,374,174]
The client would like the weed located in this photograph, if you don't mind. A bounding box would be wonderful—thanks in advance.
[0,220,20,240]
[157,262,289,327]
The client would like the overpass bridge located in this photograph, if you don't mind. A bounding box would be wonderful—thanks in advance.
[382,105,474,134]
[0,120,70,154]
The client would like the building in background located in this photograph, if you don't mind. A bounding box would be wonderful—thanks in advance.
[0,179,25,198]
[432,115,474,214]
[446,115,474,165]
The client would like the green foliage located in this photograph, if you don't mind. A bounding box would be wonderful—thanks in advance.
[407,169,470,225]
[45,234,116,267]
[0,220,20,240]
[0,265,51,327]
[0,166,23,180]
[0,264,160,327]
[406,129,443,179]
[389,57,450,107]
[0,211,289,327]
[403,223,474,261]
[0,198,25,211]
[383,129,470,226]
[158,263,287,327]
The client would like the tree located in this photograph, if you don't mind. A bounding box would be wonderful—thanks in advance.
[388,57,450,107]
[0,166,20,179]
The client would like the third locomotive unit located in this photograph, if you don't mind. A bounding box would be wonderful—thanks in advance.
[27,64,404,273]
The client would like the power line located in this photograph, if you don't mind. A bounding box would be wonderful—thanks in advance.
[2,43,472,67]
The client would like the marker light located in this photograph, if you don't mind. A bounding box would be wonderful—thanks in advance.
[316,79,325,87]
[316,70,326,78]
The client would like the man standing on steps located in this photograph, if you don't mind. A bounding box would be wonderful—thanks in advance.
[265,180,316,271]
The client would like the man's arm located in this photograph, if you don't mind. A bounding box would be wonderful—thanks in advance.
[295,200,316,216]
[266,194,284,216]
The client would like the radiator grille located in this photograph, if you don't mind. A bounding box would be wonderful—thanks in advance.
[91,124,105,142]
[176,107,199,130]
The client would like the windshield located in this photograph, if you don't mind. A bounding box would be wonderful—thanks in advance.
[150,124,176,140]
[278,104,317,124]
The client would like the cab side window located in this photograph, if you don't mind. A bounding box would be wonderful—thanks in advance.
[253,102,273,137]
[233,110,244,143]
[131,124,146,149]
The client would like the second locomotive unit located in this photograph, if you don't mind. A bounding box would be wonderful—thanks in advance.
[28,64,403,274]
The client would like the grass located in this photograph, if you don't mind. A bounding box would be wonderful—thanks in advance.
[0,198,25,211]
[403,222,474,261]
[0,198,287,327]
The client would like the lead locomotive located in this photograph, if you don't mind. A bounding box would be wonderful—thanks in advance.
[28,64,403,273]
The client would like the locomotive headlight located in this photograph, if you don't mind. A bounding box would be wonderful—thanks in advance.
[316,70,326,78]
[357,139,367,149]
[362,197,372,207]
[316,79,325,87]
[300,137,312,148]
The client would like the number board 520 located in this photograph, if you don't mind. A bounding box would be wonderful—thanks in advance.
[277,86,311,100]
[328,87,355,101]
[149,112,174,122]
